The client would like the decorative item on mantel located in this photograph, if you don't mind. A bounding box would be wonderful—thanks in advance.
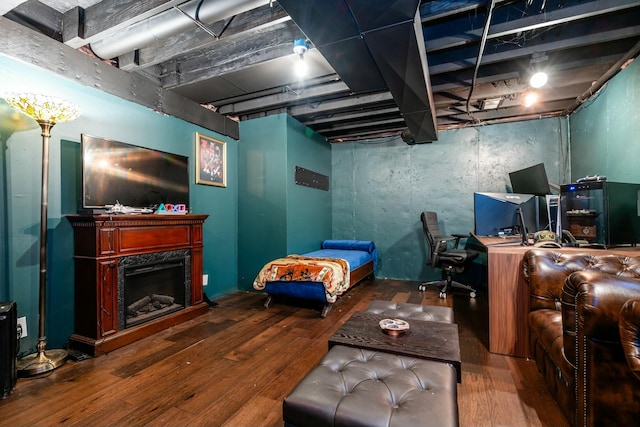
[4,93,80,377]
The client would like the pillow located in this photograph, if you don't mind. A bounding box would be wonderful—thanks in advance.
[321,240,376,253]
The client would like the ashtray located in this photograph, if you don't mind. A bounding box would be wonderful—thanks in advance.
[379,318,410,336]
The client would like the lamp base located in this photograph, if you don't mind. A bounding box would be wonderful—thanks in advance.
[17,349,68,377]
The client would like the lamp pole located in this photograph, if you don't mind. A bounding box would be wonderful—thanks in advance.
[4,94,80,376]
[17,119,70,377]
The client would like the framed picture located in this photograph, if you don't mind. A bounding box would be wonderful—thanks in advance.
[195,132,226,187]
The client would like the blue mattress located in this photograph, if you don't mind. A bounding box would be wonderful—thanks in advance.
[313,239,378,270]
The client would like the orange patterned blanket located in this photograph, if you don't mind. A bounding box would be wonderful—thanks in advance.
[252,255,350,303]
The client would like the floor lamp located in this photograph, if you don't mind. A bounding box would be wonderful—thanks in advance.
[4,93,80,377]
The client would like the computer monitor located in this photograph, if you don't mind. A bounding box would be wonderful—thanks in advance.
[509,163,551,196]
[474,192,539,237]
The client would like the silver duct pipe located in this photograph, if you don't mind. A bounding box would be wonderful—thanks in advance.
[90,0,271,60]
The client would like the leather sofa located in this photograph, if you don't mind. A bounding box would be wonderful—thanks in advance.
[620,297,640,380]
[523,248,640,427]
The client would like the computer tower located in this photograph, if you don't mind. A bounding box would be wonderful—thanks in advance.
[560,181,640,247]
[0,301,17,398]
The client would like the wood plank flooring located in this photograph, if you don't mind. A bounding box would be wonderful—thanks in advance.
[0,279,569,427]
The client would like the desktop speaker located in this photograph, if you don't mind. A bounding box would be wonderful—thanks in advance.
[0,301,17,399]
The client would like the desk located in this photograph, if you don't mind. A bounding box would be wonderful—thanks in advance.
[472,235,640,358]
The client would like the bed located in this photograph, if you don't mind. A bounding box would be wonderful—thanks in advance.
[252,240,377,317]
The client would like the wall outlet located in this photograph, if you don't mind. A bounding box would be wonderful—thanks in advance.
[17,316,27,338]
[203,274,208,286]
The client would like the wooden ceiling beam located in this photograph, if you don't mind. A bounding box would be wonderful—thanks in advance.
[161,20,304,89]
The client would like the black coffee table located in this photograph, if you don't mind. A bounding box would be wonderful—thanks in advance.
[329,311,461,382]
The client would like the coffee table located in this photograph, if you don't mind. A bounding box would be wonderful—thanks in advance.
[329,311,461,382]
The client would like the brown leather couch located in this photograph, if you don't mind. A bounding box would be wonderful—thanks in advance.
[620,297,640,380]
[523,248,640,427]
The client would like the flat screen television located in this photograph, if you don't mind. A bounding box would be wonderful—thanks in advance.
[509,163,551,196]
[81,134,190,211]
[474,192,539,237]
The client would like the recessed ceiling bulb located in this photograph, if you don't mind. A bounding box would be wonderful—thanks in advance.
[530,71,548,88]
[294,56,308,78]
[293,39,309,78]
[523,92,538,107]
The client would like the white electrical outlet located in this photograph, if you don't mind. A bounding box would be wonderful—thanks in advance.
[17,316,27,338]
[203,274,209,286]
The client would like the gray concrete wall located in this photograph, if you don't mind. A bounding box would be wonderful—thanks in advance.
[331,117,568,281]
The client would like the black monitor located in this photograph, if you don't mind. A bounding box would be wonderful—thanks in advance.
[474,192,539,237]
[509,163,551,196]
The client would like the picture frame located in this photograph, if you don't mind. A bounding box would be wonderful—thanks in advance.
[195,132,226,187]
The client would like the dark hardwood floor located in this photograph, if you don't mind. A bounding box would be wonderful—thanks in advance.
[0,279,569,427]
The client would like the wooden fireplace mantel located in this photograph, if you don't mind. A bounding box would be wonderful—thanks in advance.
[66,214,209,356]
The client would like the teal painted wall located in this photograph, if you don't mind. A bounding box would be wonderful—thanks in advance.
[237,114,331,290]
[284,115,332,254]
[0,56,238,352]
[238,115,288,288]
[569,57,640,183]
[331,118,569,281]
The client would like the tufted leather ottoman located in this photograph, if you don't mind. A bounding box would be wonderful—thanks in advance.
[283,345,459,427]
[365,300,454,323]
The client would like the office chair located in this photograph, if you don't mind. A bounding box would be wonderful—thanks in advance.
[418,211,479,299]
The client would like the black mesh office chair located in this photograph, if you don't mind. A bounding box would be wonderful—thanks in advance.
[418,211,479,299]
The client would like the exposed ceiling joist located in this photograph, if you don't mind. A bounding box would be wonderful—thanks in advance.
[3,0,640,143]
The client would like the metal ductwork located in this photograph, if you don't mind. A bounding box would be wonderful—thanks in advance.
[90,0,270,60]
[277,0,437,142]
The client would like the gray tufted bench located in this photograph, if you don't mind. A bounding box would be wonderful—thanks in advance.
[283,345,459,427]
[364,300,455,324]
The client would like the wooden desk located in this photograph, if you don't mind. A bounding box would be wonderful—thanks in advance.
[473,235,640,358]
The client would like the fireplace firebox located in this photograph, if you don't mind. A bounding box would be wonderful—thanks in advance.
[119,249,191,329]
[67,214,209,356]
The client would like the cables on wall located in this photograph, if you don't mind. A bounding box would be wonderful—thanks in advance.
[465,0,497,125]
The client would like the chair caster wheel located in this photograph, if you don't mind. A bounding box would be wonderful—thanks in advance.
[439,291,447,299]
[470,291,477,298]
[418,285,426,291]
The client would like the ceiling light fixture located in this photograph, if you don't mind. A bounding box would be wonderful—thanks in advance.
[480,97,502,110]
[523,92,538,107]
[529,71,548,88]
[293,38,309,78]
[529,52,549,89]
